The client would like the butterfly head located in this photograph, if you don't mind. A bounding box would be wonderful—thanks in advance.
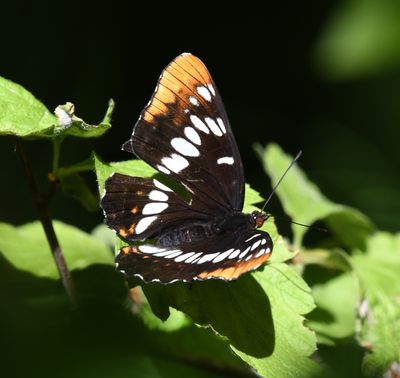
[251,211,270,229]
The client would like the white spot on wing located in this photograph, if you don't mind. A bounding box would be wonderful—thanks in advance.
[197,86,212,102]
[245,234,258,242]
[174,252,195,262]
[228,249,241,259]
[171,137,200,157]
[239,246,251,258]
[142,202,168,215]
[189,96,200,106]
[217,118,226,133]
[154,249,181,257]
[149,190,168,201]
[205,117,222,136]
[157,165,171,175]
[165,251,182,259]
[197,252,220,264]
[184,127,201,145]
[207,83,216,96]
[251,240,262,251]
[190,115,209,134]
[139,245,166,254]
[255,249,266,258]
[217,157,234,165]
[212,248,234,263]
[136,216,157,234]
[162,154,189,173]
[153,179,172,192]
[185,252,202,263]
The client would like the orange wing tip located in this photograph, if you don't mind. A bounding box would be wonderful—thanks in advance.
[141,53,215,124]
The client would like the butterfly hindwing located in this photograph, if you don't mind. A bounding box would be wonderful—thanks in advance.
[122,53,245,214]
[101,173,211,240]
[116,230,273,283]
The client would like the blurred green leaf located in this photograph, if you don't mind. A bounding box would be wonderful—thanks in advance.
[0,221,113,279]
[91,223,116,250]
[0,76,56,137]
[59,173,99,211]
[314,0,400,80]
[0,75,113,139]
[244,183,264,208]
[307,271,358,344]
[256,143,374,249]
[351,232,400,377]
[300,249,353,272]
[78,354,237,378]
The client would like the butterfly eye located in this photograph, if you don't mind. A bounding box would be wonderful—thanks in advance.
[251,211,268,228]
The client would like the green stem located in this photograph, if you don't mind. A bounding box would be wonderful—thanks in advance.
[56,159,94,178]
[14,137,76,307]
[52,137,63,173]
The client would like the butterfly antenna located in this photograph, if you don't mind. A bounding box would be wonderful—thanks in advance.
[272,215,328,233]
[261,150,302,212]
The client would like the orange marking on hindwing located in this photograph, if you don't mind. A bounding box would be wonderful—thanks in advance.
[198,252,272,280]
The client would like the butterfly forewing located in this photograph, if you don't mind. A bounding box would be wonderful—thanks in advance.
[122,53,245,214]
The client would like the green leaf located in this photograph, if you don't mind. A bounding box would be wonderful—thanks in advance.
[0,76,57,137]
[94,153,157,195]
[307,271,358,344]
[351,232,400,377]
[59,173,99,211]
[143,261,321,378]
[0,221,113,279]
[256,143,374,249]
[52,100,113,138]
[313,0,400,80]
[0,75,113,139]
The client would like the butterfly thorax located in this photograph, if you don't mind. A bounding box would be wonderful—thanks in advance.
[157,211,265,248]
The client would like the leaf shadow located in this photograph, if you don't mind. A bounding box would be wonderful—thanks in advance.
[143,274,275,358]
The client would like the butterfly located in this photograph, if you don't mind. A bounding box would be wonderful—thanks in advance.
[100,53,273,284]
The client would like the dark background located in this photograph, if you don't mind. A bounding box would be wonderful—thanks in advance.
[1,1,399,232]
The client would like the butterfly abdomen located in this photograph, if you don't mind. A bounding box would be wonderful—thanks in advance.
[158,212,254,247]
[158,221,215,247]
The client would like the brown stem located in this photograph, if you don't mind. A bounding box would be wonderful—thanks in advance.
[14,137,76,307]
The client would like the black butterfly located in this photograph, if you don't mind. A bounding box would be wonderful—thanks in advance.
[101,53,273,283]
